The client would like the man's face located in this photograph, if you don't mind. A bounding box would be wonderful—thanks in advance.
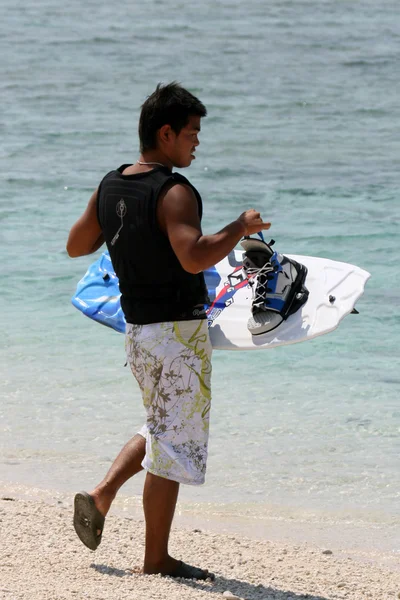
[170,115,201,168]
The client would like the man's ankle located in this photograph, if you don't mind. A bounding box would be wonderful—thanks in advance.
[143,555,179,575]
[90,486,116,516]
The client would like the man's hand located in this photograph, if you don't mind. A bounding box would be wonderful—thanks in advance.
[236,209,271,236]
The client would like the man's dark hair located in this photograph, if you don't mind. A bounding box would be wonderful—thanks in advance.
[139,82,207,152]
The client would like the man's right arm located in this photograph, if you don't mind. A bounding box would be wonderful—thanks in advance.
[66,188,104,257]
[157,183,271,274]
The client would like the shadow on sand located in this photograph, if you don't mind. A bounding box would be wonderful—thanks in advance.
[91,563,330,600]
[179,574,329,600]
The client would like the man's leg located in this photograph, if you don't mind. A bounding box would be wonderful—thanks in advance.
[90,433,146,517]
[126,320,214,578]
[142,472,214,579]
[142,472,180,574]
[74,433,146,550]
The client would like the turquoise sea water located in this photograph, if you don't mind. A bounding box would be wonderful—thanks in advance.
[1,0,399,548]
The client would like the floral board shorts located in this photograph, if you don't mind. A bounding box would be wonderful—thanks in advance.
[125,319,212,486]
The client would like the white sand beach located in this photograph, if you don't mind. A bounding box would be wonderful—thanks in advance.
[1,484,399,600]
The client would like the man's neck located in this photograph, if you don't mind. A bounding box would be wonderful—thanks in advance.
[139,152,173,170]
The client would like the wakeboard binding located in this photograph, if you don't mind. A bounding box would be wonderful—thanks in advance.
[241,237,309,335]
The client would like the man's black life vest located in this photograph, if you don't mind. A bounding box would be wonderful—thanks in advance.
[96,164,209,325]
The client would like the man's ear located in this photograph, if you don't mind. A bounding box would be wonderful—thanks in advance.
[158,124,173,144]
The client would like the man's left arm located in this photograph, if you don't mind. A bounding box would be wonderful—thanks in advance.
[66,188,104,257]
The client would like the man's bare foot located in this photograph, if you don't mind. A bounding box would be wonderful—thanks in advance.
[144,556,214,580]
[143,555,180,575]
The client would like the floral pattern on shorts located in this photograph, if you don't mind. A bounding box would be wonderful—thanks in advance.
[125,319,212,485]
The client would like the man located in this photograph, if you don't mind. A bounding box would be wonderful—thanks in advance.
[66,82,271,580]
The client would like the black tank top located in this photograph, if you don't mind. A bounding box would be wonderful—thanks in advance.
[97,164,209,324]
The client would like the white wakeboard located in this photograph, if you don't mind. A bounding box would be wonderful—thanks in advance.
[71,249,370,351]
[208,250,370,349]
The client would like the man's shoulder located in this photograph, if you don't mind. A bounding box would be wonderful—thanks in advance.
[163,179,196,203]
[102,164,131,181]
[163,174,202,218]
[171,172,193,187]
[170,173,201,199]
